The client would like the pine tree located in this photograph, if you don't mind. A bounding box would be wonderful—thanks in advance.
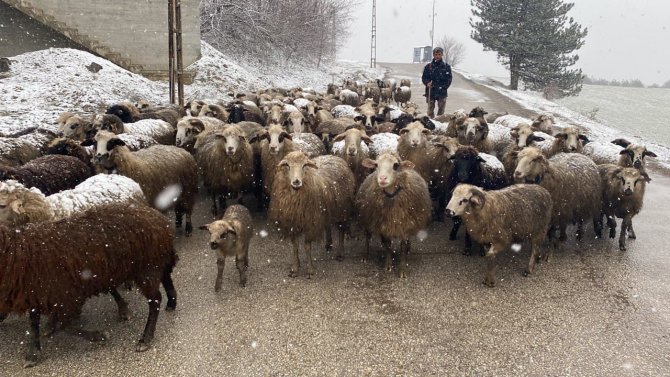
[470,0,587,97]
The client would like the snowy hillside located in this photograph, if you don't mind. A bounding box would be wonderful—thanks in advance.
[0,42,383,135]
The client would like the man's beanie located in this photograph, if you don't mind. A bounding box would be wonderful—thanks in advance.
[433,47,444,53]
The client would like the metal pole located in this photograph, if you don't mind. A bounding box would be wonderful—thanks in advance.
[430,0,436,50]
[168,0,175,104]
[370,0,377,68]
[175,0,184,108]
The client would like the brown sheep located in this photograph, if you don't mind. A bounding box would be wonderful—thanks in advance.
[530,114,555,134]
[597,165,650,250]
[0,203,177,366]
[446,183,552,287]
[444,109,469,137]
[83,131,198,235]
[547,126,589,157]
[0,155,92,196]
[331,127,373,188]
[195,125,255,217]
[455,117,493,153]
[58,114,95,140]
[514,148,602,250]
[611,138,657,175]
[356,153,432,278]
[199,204,254,291]
[175,116,226,153]
[269,151,355,277]
[200,104,230,122]
[397,121,438,183]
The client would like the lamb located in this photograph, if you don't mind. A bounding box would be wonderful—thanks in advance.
[0,155,92,196]
[393,86,412,107]
[264,103,285,126]
[175,116,226,153]
[531,114,555,134]
[195,125,255,217]
[546,126,590,156]
[380,87,393,103]
[397,121,439,183]
[611,138,657,175]
[91,114,176,145]
[445,183,552,287]
[455,117,493,154]
[597,165,649,250]
[57,114,95,140]
[339,89,360,107]
[83,130,198,235]
[442,146,508,249]
[268,151,355,277]
[514,148,602,249]
[362,84,381,103]
[199,204,254,291]
[0,175,144,226]
[400,78,411,87]
[331,127,373,188]
[356,153,432,278]
[0,203,178,366]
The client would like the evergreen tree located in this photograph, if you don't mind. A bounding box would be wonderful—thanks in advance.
[470,0,587,97]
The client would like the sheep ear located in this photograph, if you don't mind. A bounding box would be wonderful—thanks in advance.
[510,127,519,137]
[644,150,657,158]
[555,133,567,140]
[280,132,292,141]
[80,139,95,146]
[476,156,486,163]
[532,135,545,142]
[191,120,205,132]
[361,158,377,169]
[248,132,264,144]
[198,224,209,231]
[278,159,289,168]
[344,125,357,131]
[239,135,247,142]
[469,190,486,207]
[611,138,631,148]
[354,115,364,122]
[305,160,318,169]
[399,160,415,170]
[361,135,373,145]
[578,134,590,144]
[619,149,633,157]
[399,128,409,135]
[108,138,126,149]
[332,133,346,142]
[10,199,24,215]
[641,172,652,183]
[374,115,385,123]
[421,129,430,135]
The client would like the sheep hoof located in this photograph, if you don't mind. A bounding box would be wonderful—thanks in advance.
[523,270,530,277]
[399,271,408,279]
[449,233,458,241]
[214,284,222,293]
[0,313,7,323]
[628,234,636,239]
[609,230,616,239]
[335,255,344,262]
[288,270,299,278]
[619,244,626,251]
[306,268,315,279]
[483,278,496,288]
[166,298,177,311]
[23,356,38,369]
[136,342,151,352]
[461,250,471,256]
[239,280,247,288]
[184,223,193,237]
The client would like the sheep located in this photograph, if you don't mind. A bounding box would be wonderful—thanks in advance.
[442,146,508,249]
[339,89,360,107]
[0,203,178,366]
[397,121,439,183]
[284,111,308,133]
[0,136,43,168]
[195,125,255,217]
[354,106,385,134]
[185,100,206,116]
[57,114,94,140]
[531,114,555,134]
[308,108,334,132]
[331,127,373,188]
[0,155,92,196]
[443,109,469,137]
[393,86,412,107]
[597,165,650,250]
[314,117,357,150]
[45,137,97,173]
[0,174,144,226]
[226,102,265,124]
[546,126,590,156]
[106,102,180,127]
[199,204,254,291]
[513,148,602,249]
[611,138,657,175]
[455,117,493,154]
[500,123,552,178]
[331,104,360,119]
[175,116,226,153]
[200,104,229,122]
[264,103,285,126]
[485,111,509,123]
[445,183,552,287]
[268,151,355,277]
[368,132,399,159]
[356,153,432,278]
[380,87,393,103]
[362,85,381,103]
[83,130,198,235]
[91,114,176,145]
[400,78,411,87]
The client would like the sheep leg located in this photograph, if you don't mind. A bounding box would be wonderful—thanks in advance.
[236,256,248,287]
[218,195,227,215]
[619,216,630,251]
[162,265,178,311]
[24,309,41,368]
[289,237,300,278]
[558,225,567,242]
[575,219,584,240]
[305,241,315,279]
[593,214,604,239]
[464,231,474,256]
[335,227,346,262]
[627,221,637,239]
[381,236,393,272]
[110,288,130,321]
[0,312,7,322]
[325,226,333,253]
[136,281,162,352]
[434,193,447,222]
[450,217,461,241]
[399,240,410,279]
[215,257,225,292]
[526,238,541,277]
[184,213,193,237]
[607,216,617,238]
[210,194,218,217]
[363,231,372,263]
[175,209,183,229]
[483,245,500,288]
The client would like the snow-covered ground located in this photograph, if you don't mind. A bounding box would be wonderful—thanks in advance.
[0,41,383,136]
[458,69,670,170]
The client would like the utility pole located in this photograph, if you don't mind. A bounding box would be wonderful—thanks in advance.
[430,0,436,50]
[370,0,377,68]
[168,0,184,107]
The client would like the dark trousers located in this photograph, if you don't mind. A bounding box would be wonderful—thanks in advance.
[426,96,446,118]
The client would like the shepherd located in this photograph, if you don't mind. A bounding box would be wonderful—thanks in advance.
[421,47,453,118]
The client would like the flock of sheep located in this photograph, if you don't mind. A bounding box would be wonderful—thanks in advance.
[0,76,657,367]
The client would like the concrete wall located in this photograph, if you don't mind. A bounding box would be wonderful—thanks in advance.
[3,0,200,73]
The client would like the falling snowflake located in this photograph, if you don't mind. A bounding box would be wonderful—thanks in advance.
[154,184,182,211]
[511,243,522,252]
[81,269,92,280]
[417,230,428,241]
[259,230,268,238]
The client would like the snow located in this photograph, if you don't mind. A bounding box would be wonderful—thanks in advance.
[331,105,360,119]
[431,119,449,134]
[458,69,670,169]
[291,133,325,158]
[479,152,504,173]
[493,114,533,128]
[331,140,370,156]
[369,133,399,158]
[292,98,311,109]
[583,142,623,165]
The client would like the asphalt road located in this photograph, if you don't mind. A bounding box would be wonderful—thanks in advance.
[0,64,669,376]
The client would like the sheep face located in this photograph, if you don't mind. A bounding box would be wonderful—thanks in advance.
[59,115,86,138]
[56,112,74,129]
[136,100,151,111]
[432,136,460,159]
[186,100,206,116]
[333,128,371,157]
[399,121,429,148]
[265,104,284,125]
[305,101,318,117]
[277,152,317,190]
[105,103,135,123]
[0,192,22,224]
[200,220,240,250]
[555,127,588,152]
[362,153,414,189]
[264,125,291,155]
[216,127,245,156]
[227,104,246,123]
[620,144,657,169]
[175,118,205,147]
[611,167,648,196]
[355,111,384,133]
[93,114,124,134]
[285,112,306,133]
[87,130,126,167]
[458,118,486,143]
[445,184,485,217]
[513,147,547,183]
[468,107,488,118]
[450,148,485,183]
[201,104,227,120]
[531,115,554,132]
[510,123,544,148]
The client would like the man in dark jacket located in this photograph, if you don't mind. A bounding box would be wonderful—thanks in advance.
[421,47,452,118]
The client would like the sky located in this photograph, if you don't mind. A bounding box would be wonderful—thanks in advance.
[339,0,670,86]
